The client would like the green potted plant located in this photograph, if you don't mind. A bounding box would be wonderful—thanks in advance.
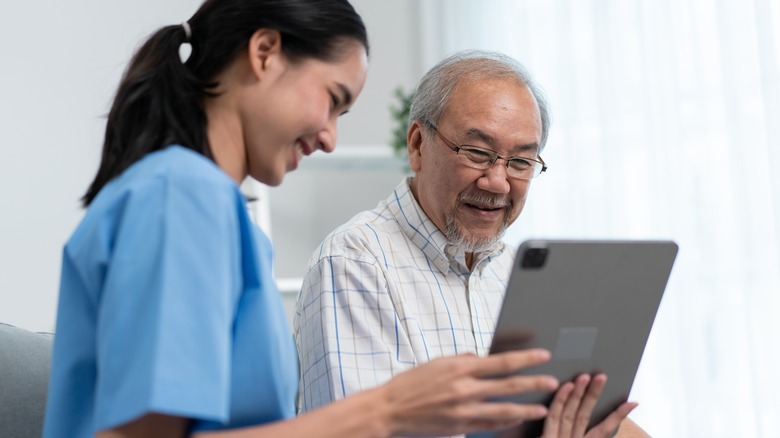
[389,86,414,166]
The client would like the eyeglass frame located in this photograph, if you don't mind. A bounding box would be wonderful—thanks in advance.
[422,121,548,180]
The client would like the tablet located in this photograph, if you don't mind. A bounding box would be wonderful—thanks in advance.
[469,239,678,438]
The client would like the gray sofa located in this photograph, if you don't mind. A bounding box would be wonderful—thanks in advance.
[0,322,53,438]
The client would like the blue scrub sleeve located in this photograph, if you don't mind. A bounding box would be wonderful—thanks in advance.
[92,177,242,431]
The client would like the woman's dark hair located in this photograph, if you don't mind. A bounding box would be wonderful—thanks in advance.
[82,0,368,206]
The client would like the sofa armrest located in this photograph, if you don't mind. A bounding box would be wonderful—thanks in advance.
[0,322,54,438]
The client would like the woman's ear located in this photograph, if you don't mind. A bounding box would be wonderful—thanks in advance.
[246,29,283,79]
[407,120,424,173]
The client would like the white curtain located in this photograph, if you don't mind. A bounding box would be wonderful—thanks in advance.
[420,0,780,436]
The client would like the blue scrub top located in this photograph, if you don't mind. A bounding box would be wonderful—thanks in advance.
[43,146,298,437]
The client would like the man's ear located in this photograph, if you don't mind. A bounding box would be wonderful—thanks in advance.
[246,29,283,79]
[407,120,424,173]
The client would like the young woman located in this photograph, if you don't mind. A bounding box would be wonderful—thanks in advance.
[43,1,633,437]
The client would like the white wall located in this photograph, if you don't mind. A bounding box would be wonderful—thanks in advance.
[0,0,420,331]
[0,0,198,331]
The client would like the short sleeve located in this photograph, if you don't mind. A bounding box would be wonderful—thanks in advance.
[91,176,242,430]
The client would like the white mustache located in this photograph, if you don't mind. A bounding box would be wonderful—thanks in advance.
[459,191,511,209]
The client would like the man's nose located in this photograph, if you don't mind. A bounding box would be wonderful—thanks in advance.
[475,161,511,194]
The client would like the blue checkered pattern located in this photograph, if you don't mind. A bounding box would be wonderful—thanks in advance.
[294,178,514,417]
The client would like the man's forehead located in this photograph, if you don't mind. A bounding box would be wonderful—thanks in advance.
[443,78,538,120]
[450,76,534,102]
[441,79,542,147]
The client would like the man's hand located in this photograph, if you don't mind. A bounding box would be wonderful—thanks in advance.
[541,373,637,438]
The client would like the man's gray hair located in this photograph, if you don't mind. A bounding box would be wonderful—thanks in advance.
[409,50,551,150]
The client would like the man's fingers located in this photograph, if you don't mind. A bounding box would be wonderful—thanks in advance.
[573,373,607,435]
[558,374,590,437]
[542,381,574,438]
[585,402,638,438]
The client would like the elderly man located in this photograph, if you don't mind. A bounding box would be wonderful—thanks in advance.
[294,50,649,437]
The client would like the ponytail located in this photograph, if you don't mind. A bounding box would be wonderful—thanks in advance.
[82,0,368,207]
[82,24,210,206]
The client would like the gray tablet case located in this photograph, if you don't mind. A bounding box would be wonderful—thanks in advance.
[469,239,678,438]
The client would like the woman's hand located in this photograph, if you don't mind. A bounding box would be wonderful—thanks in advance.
[541,373,637,438]
[379,349,560,437]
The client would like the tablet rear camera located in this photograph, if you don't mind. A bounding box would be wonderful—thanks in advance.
[521,247,548,269]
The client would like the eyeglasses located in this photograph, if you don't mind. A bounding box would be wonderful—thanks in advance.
[425,121,547,180]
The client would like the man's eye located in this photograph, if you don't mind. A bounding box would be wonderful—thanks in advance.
[330,93,340,109]
[509,159,532,170]
[462,148,493,163]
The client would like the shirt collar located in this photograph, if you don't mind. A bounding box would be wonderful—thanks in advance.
[386,177,505,275]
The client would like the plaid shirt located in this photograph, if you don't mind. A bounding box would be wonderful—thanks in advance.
[294,177,514,415]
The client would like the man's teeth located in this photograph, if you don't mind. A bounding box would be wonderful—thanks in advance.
[470,203,499,211]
